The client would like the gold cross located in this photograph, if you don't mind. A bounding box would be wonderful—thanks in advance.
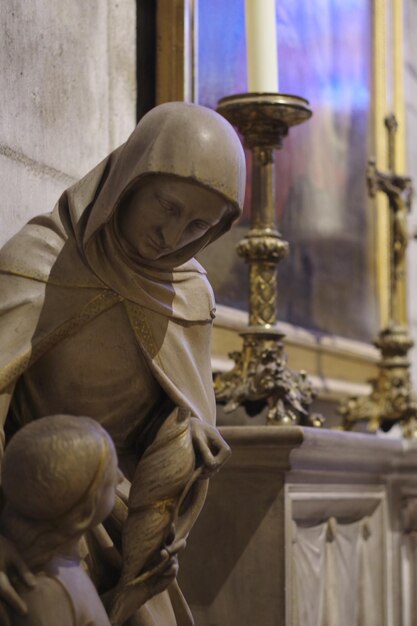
[366,114,413,321]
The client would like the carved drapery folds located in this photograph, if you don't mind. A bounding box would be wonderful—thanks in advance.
[291,507,384,626]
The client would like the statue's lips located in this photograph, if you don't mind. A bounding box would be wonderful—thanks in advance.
[147,237,169,254]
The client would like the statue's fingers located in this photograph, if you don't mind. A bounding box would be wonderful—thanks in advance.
[208,429,231,458]
[0,574,27,615]
[163,537,187,557]
[153,557,179,588]
[199,448,228,476]
[199,466,220,478]
[199,429,230,468]
[215,445,231,468]
[191,419,225,470]
[2,539,35,590]
[125,546,179,589]
[9,552,36,589]
[0,601,12,626]
[197,441,218,469]
[160,559,179,579]
[151,560,180,597]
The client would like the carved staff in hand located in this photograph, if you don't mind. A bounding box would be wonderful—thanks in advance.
[0,102,243,625]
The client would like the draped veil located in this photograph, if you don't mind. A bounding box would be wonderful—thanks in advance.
[0,102,246,625]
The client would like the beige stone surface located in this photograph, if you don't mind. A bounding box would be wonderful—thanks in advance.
[0,151,74,246]
[179,427,301,626]
[179,426,417,626]
[0,0,136,244]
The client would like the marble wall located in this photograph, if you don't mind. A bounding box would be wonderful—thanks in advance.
[0,0,136,247]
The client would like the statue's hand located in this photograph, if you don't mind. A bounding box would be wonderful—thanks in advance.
[190,418,231,478]
[0,535,35,618]
[0,601,12,626]
[106,538,186,625]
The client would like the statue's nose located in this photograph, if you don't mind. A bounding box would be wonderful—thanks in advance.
[161,220,185,249]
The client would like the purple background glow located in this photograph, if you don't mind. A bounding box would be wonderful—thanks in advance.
[197,0,376,341]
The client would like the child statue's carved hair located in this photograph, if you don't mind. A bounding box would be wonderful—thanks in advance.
[1,415,118,571]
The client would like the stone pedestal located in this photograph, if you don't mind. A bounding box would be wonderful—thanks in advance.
[179,427,417,626]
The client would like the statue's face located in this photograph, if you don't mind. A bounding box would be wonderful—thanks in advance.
[118,176,229,261]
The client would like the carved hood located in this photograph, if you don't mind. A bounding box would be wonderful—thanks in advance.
[0,102,246,428]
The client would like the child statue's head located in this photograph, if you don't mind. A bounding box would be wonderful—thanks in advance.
[1,415,119,567]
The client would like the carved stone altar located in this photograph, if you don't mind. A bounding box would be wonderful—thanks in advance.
[179,426,417,626]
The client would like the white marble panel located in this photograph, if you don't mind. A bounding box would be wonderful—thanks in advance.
[289,489,386,626]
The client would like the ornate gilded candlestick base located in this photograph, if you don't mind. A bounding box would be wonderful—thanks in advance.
[340,324,417,434]
[214,93,322,427]
[340,115,417,436]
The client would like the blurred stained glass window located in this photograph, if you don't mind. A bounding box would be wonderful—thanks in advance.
[196,0,376,341]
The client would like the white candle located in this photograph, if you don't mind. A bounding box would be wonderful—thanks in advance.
[245,0,279,93]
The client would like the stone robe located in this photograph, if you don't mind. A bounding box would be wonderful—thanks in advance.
[0,101,246,625]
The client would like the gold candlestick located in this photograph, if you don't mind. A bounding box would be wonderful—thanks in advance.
[340,114,417,436]
[214,93,322,427]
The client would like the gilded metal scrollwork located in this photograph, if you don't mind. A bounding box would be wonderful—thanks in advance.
[214,330,320,425]
[213,93,322,427]
[340,115,417,436]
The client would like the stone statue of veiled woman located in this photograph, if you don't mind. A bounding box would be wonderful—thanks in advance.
[0,102,246,624]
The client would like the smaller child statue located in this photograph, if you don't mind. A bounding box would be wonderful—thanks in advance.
[0,415,122,625]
